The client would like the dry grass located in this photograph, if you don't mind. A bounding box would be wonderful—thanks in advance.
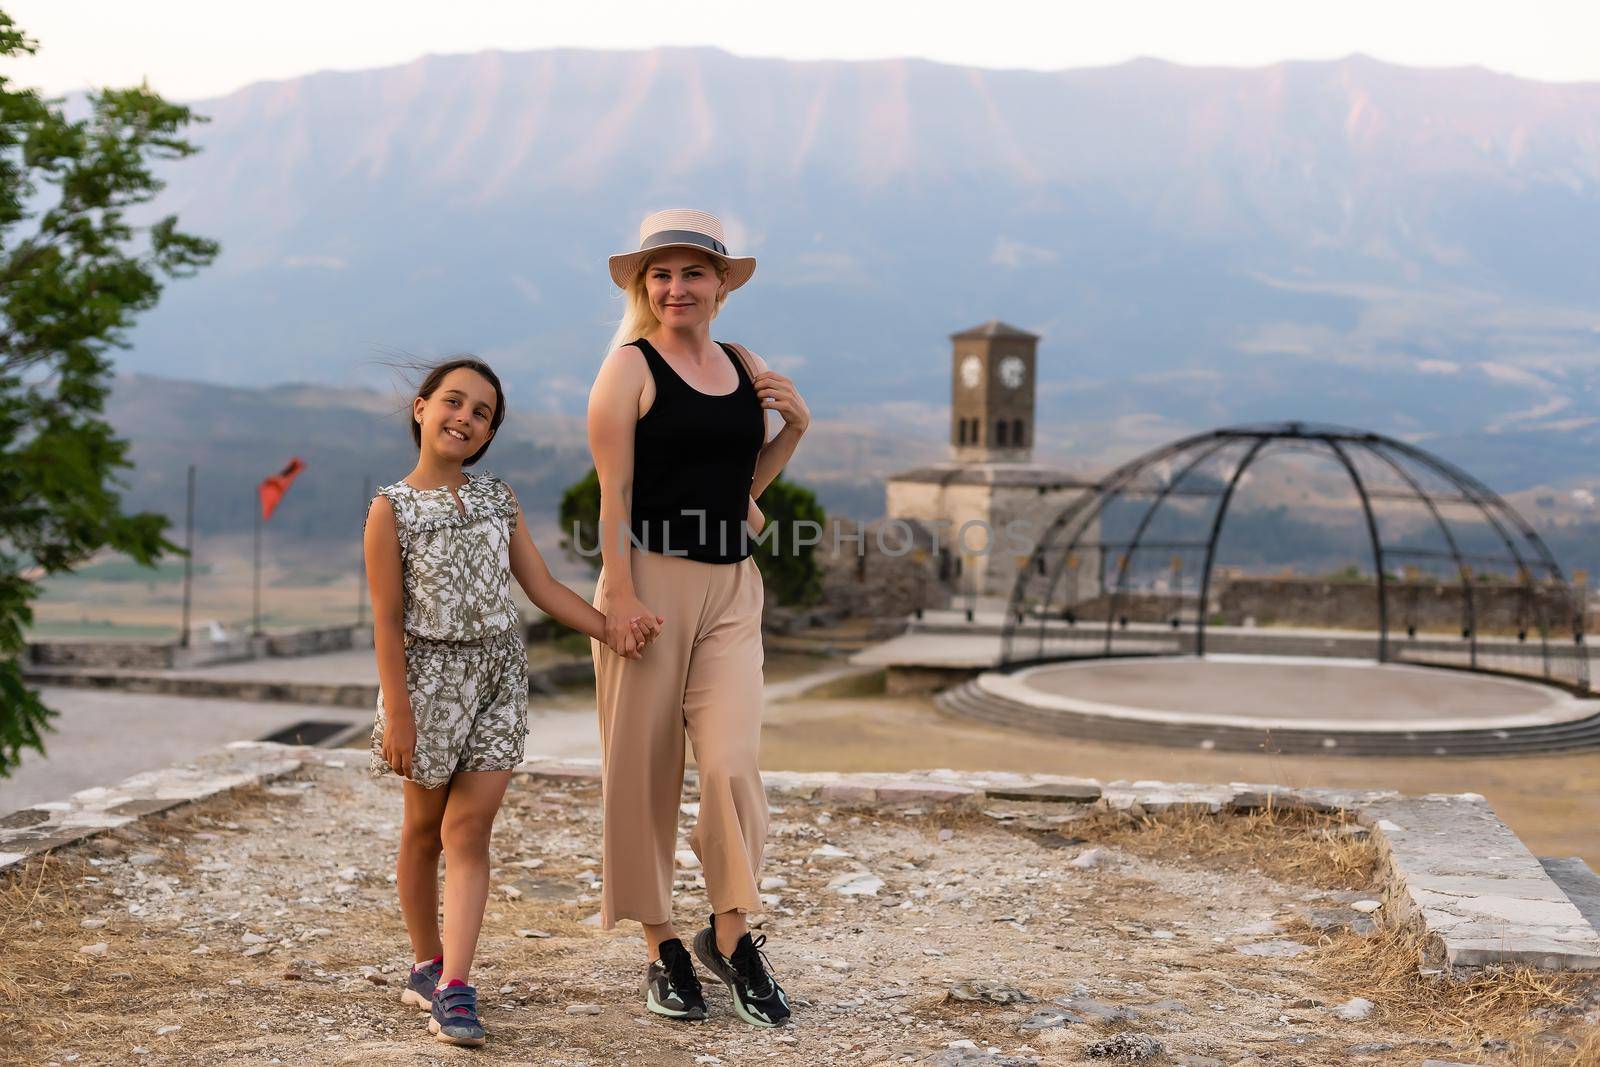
[1066,803,1382,890]
[791,667,888,700]
[0,852,223,1060]
[1549,1025,1600,1067]
[1310,920,1600,1063]
[0,786,305,1064]
[1059,805,1600,1059]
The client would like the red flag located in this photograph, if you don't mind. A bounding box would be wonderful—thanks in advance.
[258,457,305,522]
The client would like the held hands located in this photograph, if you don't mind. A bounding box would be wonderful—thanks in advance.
[381,711,417,780]
[605,592,664,660]
[752,370,809,433]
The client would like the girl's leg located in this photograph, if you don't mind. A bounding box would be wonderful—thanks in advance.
[438,769,514,983]
[399,779,451,962]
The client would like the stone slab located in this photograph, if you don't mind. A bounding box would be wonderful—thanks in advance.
[0,741,308,873]
[1539,856,1600,933]
[984,780,1102,803]
[1369,793,1600,970]
[513,757,603,783]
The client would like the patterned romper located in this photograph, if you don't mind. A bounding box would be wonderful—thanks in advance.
[367,471,529,789]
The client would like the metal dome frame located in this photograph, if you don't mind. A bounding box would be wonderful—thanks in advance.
[1000,422,1589,691]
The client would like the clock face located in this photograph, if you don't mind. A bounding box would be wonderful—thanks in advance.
[959,354,982,389]
[999,356,1026,390]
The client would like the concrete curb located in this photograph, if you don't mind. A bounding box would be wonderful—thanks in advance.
[4,744,1597,972]
[0,742,313,871]
[21,659,594,708]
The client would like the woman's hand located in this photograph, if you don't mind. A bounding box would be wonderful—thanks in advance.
[606,592,663,659]
[381,710,417,779]
[752,370,810,434]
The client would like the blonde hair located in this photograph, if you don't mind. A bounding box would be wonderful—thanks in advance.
[606,251,731,355]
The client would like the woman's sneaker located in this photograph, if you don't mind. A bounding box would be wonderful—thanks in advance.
[645,937,707,1021]
[401,957,443,1012]
[428,981,487,1047]
[692,916,791,1028]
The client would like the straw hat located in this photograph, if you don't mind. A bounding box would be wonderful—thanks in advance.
[608,209,756,292]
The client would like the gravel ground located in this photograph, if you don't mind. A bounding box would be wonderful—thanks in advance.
[4,763,1596,1066]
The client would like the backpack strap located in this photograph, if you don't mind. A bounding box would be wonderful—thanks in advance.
[722,341,760,384]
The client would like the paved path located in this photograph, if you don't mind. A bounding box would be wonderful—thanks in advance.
[166,649,377,684]
[3,660,865,813]
[0,688,369,812]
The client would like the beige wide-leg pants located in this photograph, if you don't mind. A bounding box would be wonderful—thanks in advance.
[590,550,767,929]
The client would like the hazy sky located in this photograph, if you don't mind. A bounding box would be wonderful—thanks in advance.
[7,0,1598,100]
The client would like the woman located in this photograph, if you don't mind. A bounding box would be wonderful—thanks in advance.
[587,209,809,1027]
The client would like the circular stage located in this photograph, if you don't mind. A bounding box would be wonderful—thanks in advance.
[936,655,1600,756]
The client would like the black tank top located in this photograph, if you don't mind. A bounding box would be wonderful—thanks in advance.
[629,338,765,563]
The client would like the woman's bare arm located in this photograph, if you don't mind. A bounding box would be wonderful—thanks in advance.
[742,348,809,499]
[587,345,663,653]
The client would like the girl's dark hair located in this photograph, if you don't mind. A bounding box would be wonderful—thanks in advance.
[411,357,506,466]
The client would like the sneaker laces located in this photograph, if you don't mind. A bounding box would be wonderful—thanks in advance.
[664,944,701,997]
[731,933,776,998]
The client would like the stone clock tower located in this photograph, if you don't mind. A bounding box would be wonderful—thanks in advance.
[879,318,1095,602]
[951,320,1037,463]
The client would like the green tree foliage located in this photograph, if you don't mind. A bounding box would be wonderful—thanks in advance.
[556,467,825,606]
[0,11,218,777]
[753,475,824,606]
[557,466,601,570]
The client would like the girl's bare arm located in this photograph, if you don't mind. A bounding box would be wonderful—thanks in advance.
[364,496,414,777]
[506,500,648,659]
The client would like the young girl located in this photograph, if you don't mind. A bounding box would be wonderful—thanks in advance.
[364,356,657,1047]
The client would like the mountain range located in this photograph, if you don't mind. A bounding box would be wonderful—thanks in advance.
[104,47,1600,501]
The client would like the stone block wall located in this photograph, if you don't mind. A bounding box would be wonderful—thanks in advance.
[26,623,377,673]
[884,479,1094,601]
[1218,577,1580,635]
[263,624,369,658]
[28,640,174,670]
[818,518,949,619]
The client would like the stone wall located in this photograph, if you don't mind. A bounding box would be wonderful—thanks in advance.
[28,640,174,670]
[1054,593,1203,625]
[886,479,1088,599]
[27,623,377,673]
[1218,577,1581,635]
[817,518,949,619]
[263,624,370,658]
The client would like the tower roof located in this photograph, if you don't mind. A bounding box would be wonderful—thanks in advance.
[950,319,1038,341]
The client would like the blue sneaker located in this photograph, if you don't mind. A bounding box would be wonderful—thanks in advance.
[429,981,486,1047]
[401,957,442,1012]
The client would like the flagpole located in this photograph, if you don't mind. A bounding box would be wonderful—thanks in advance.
[180,464,195,646]
[356,472,370,627]
[253,497,262,637]
[253,458,303,640]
